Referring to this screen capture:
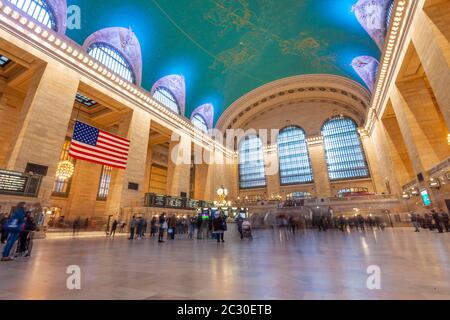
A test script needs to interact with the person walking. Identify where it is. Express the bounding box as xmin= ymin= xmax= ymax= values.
xmin=1 ymin=214 xmax=9 ymax=244
xmin=129 ymin=216 xmax=137 ymax=240
xmin=410 ymin=212 xmax=420 ymax=232
xmin=431 ymin=210 xmax=444 ymax=233
xmin=288 ymin=216 xmax=296 ymax=235
xmin=1 ymin=202 xmax=26 ymax=261
xmin=212 ymin=213 xmax=225 ymax=243
xmin=188 ymin=215 xmax=196 ymax=239
xmin=196 ymin=214 xmax=203 ymax=239
xmin=110 ymin=219 xmax=118 ymax=237
xmin=18 ymin=211 xmax=37 ymax=257
xmin=236 ymin=214 xmax=244 ymax=240
xmin=439 ymin=209 xmax=449 ymax=232
xmin=158 ymin=213 xmax=167 ymax=243
xmin=136 ymin=217 xmax=143 ymax=240
xmin=150 ymin=216 xmax=157 ymax=237
xmin=168 ymin=214 xmax=177 ymax=240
